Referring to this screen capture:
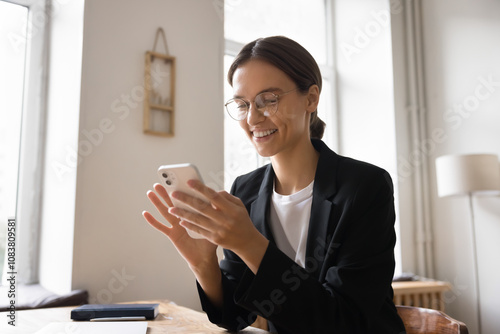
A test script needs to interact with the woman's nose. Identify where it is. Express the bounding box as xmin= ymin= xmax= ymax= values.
xmin=246 ymin=103 xmax=265 ymax=125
